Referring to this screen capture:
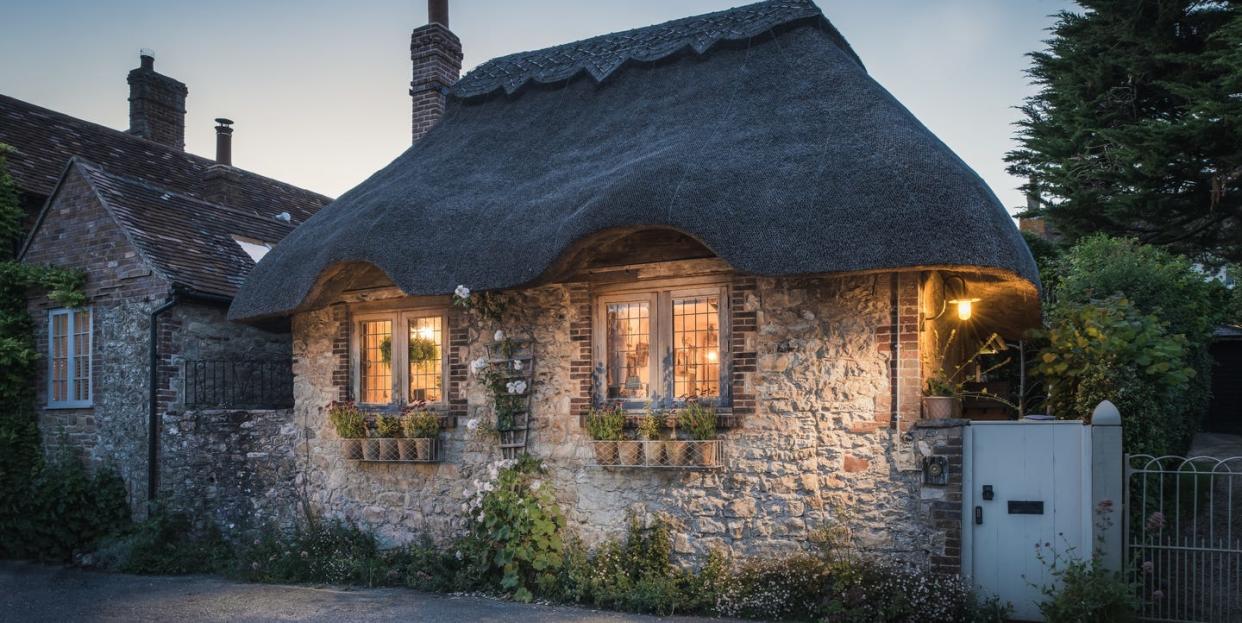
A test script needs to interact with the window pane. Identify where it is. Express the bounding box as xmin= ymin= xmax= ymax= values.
xmin=73 ymin=310 xmax=90 ymax=401
xmin=360 ymin=320 xmax=392 ymax=404
xmin=408 ymin=316 xmax=443 ymax=403
xmin=673 ymin=295 xmax=720 ymax=399
xmin=606 ymin=302 xmax=650 ymax=400
xmin=51 ymin=313 xmax=68 ymax=402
